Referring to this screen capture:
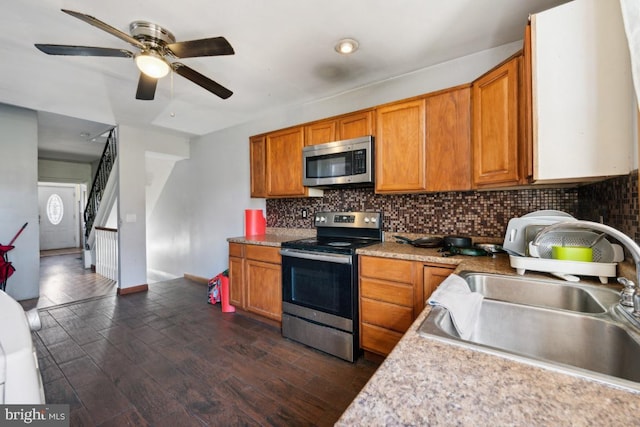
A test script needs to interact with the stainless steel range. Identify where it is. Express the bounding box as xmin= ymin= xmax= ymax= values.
xmin=280 ymin=211 xmax=383 ymax=362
